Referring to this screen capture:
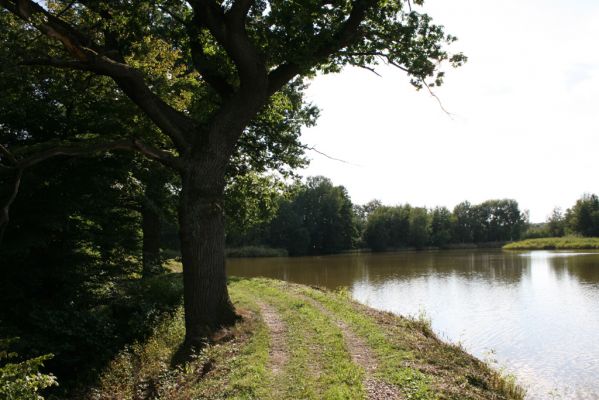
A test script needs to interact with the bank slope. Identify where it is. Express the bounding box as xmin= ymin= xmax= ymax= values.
xmin=504 ymin=237 xmax=599 ymax=250
xmin=91 ymin=278 xmax=524 ymax=400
